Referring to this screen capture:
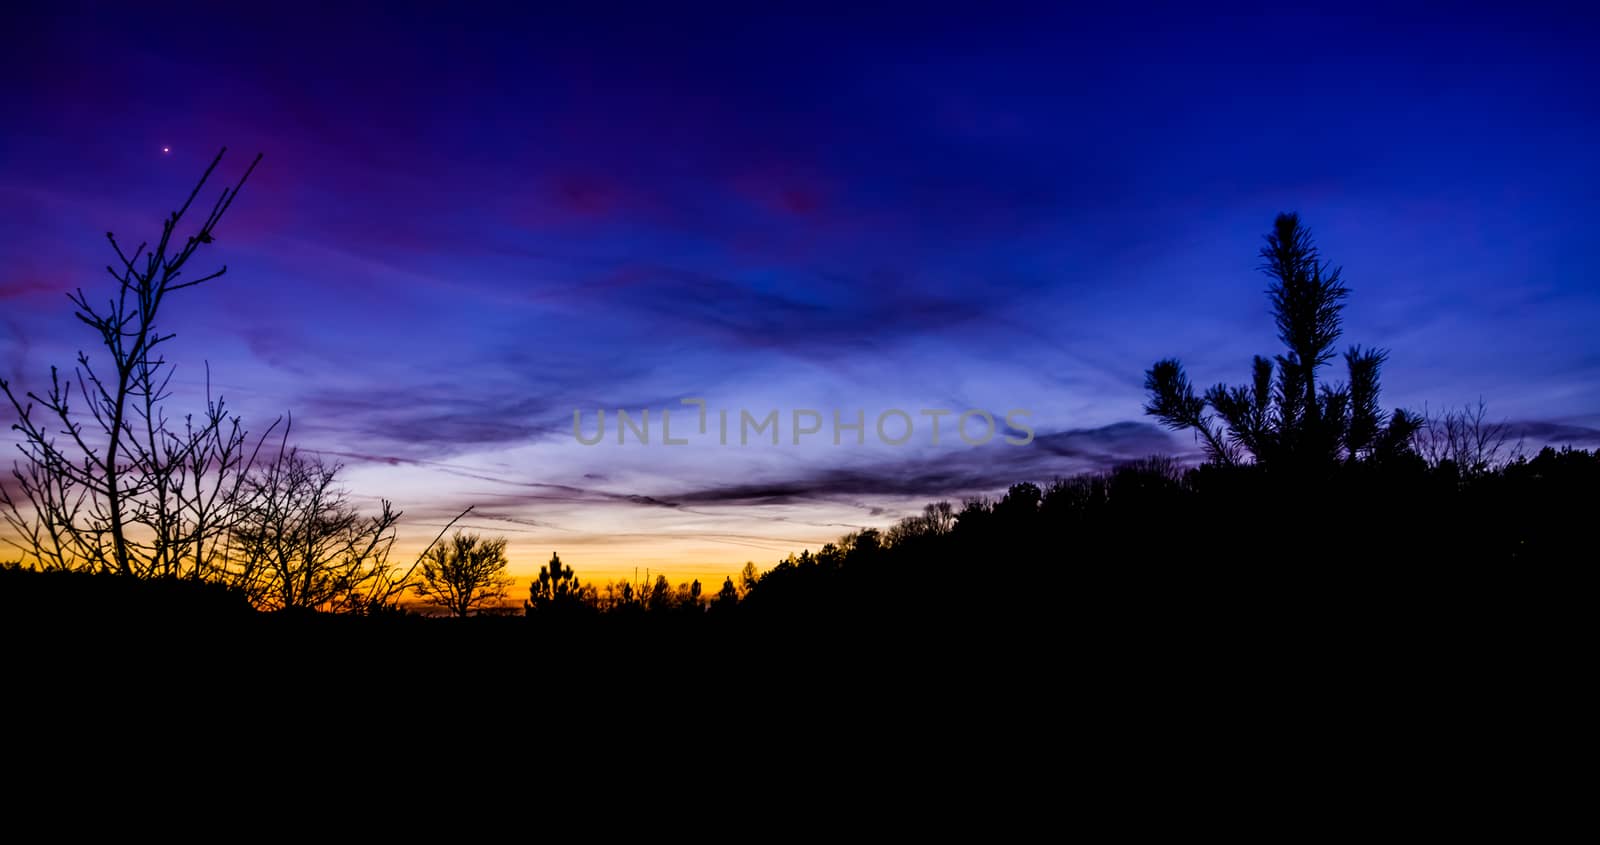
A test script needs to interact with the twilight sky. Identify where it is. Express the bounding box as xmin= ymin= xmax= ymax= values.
xmin=4 ymin=4 xmax=1599 ymax=584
